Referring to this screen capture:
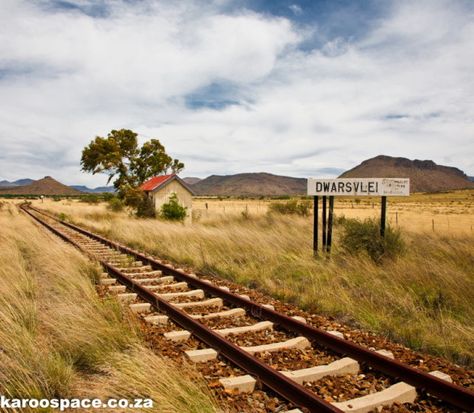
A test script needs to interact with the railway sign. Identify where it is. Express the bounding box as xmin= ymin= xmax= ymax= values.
xmin=308 ymin=178 xmax=410 ymax=256
xmin=307 ymin=178 xmax=410 ymax=197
